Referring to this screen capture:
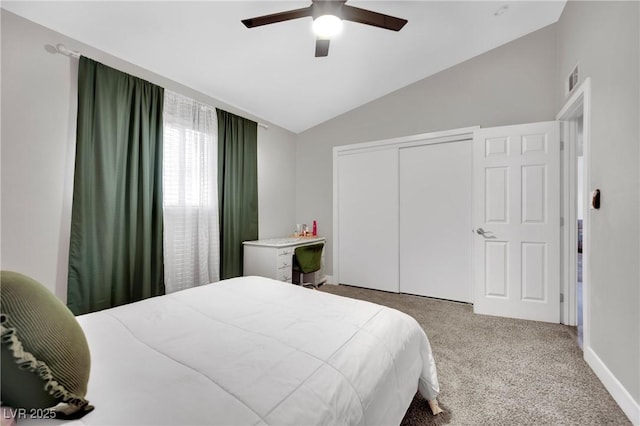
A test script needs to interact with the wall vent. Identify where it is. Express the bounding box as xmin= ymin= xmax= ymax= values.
xmin=566 ymin=63 xmax=579 ymax=97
